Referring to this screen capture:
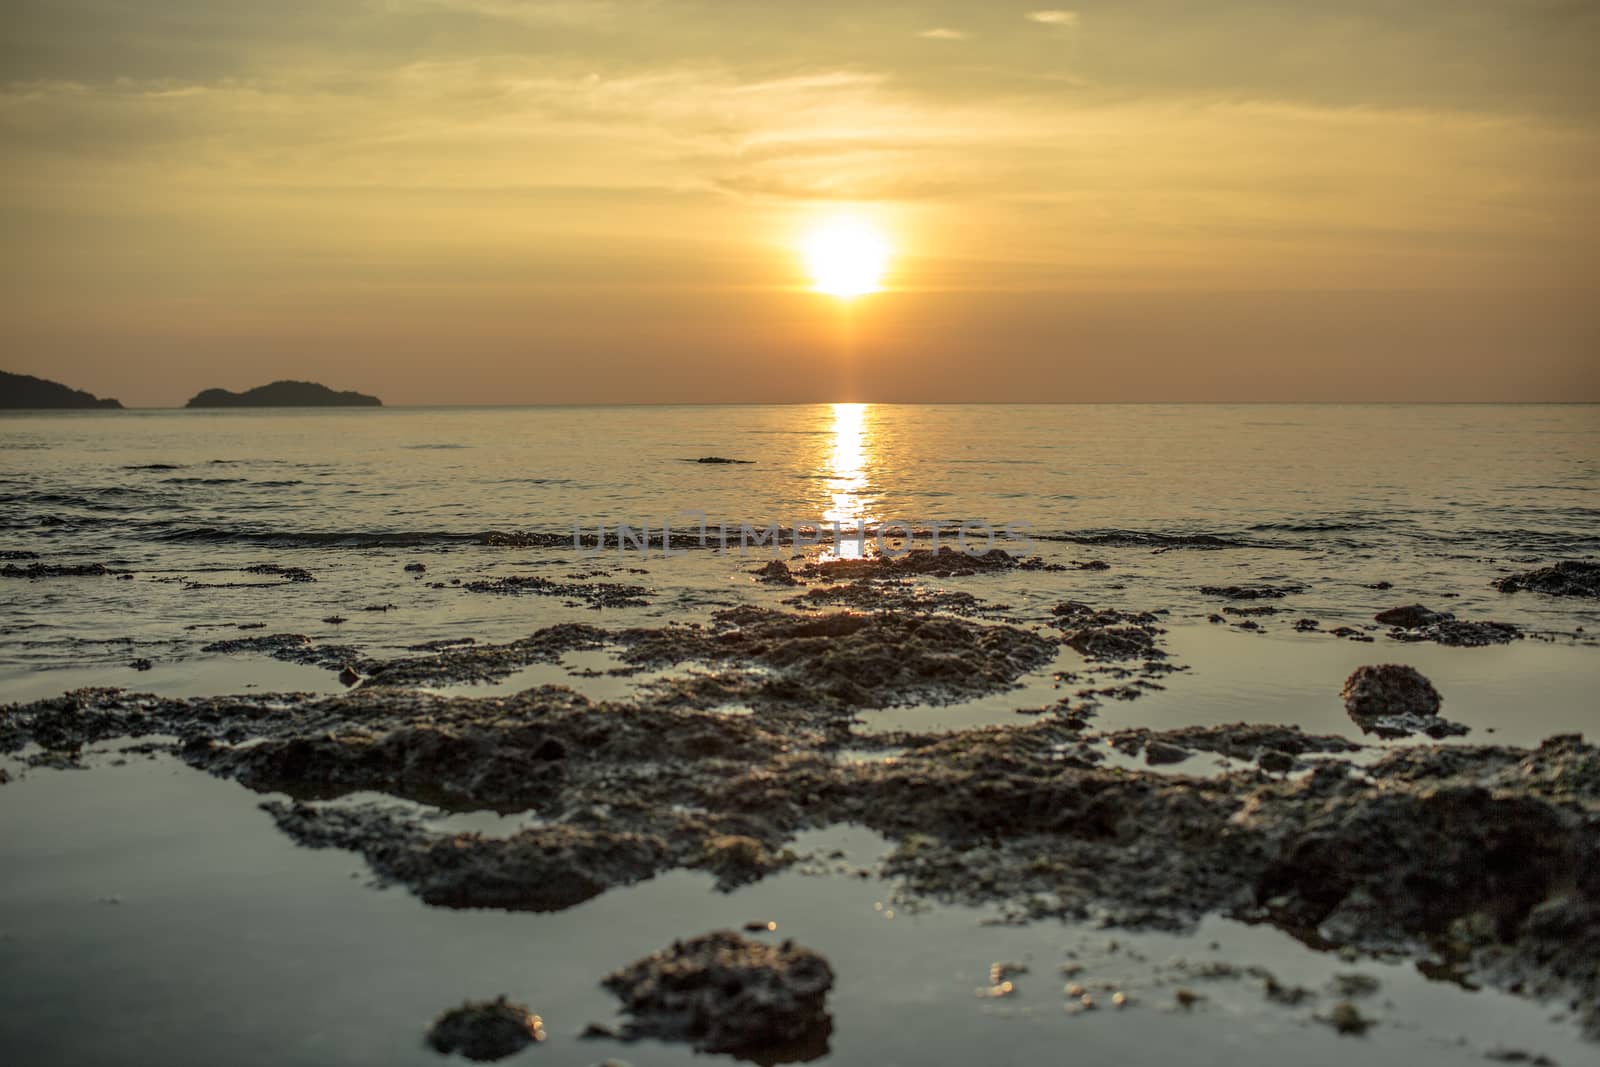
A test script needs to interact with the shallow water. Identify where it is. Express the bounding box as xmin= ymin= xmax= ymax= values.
xmin=3 ymin=404 xmax=1599 ymax=1063
xmin=1 ymin=749 xmax=1590 ymax=1067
